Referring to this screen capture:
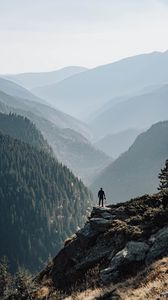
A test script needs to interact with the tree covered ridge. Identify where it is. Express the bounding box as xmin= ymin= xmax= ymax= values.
xmin=0 ymin=132 xmax=93 ymax=273
xmin=0 ymin=112 xmax=51 ymax=153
